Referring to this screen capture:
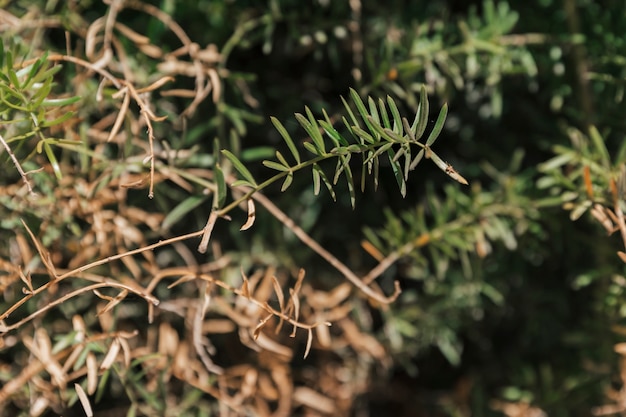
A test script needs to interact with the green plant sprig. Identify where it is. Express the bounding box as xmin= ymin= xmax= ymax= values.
xmin=0 ymin=45 xmax=80 ymax=186
xmin=215 ymin=85 xmax=464 ymax=219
